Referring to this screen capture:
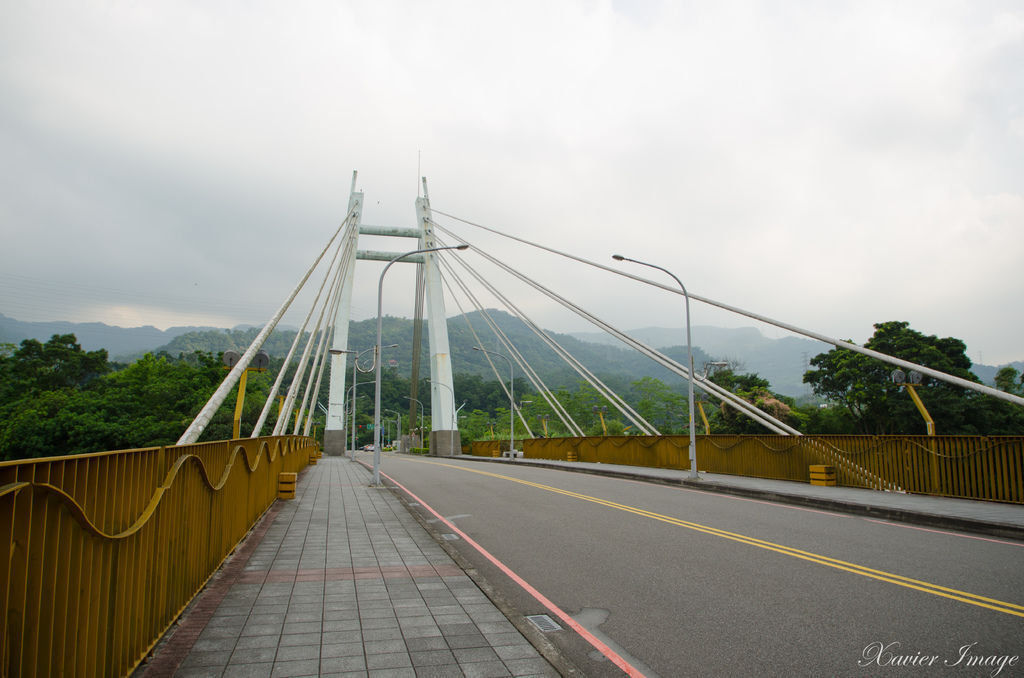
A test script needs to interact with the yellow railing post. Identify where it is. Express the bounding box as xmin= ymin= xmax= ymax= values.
xmin=905 ymin=384 xmax=940 ymax=493
xmin=697 ymin=401 xmax=711 ymax=434
xmin=0 ymin=435 xmax=315 ymax=678
xmin=232 ymin=369 xmax=249 ymax=439
xmin=905 ymin=384 xmax=936 ymax=436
